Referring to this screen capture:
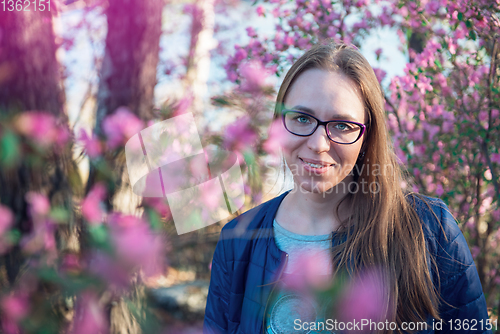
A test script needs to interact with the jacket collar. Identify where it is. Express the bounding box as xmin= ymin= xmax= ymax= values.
xmin=261 ymin=190 xmax=291 ymax=261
